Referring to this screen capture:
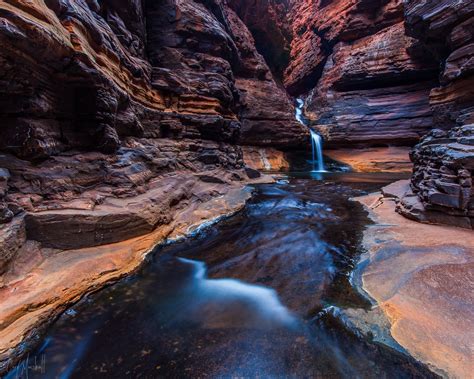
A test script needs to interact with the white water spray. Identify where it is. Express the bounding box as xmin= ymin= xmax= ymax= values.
xmin=295 ymin=99 xmax=326 ymax=172
xmin=309 ymin=130 xmax=325 ymax=172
